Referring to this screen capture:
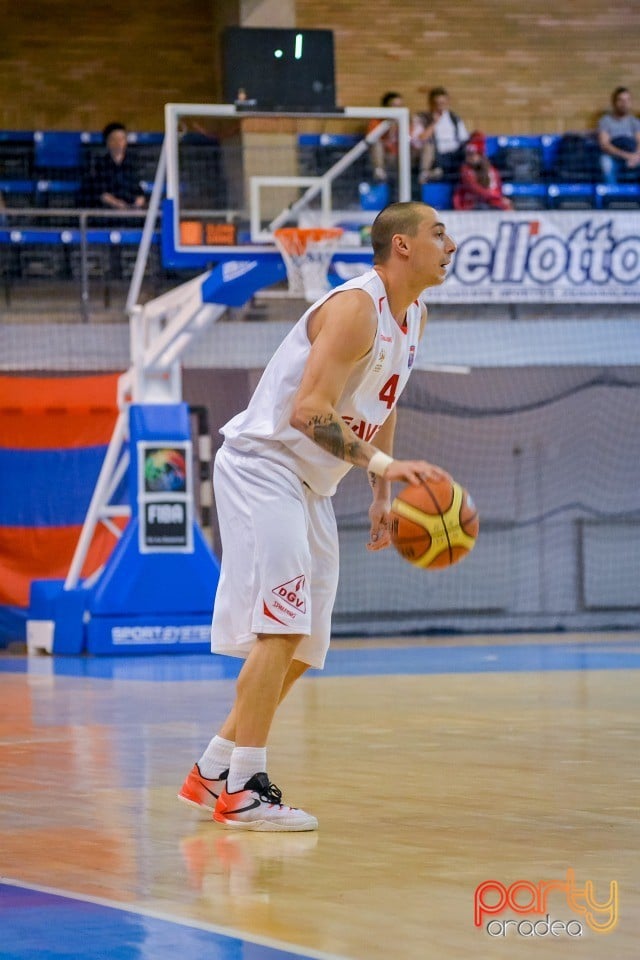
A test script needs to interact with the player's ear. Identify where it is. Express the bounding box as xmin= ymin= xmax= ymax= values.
xmin=391 ymin=232 xmax=410 ymax=256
